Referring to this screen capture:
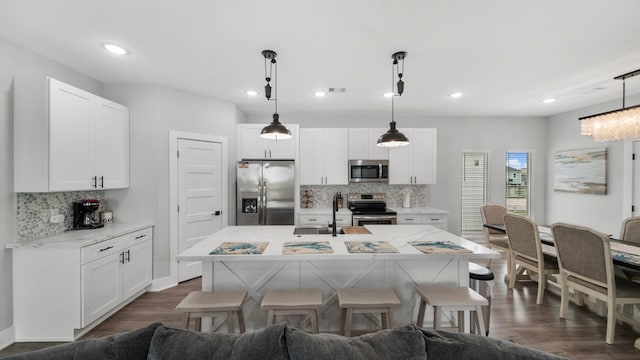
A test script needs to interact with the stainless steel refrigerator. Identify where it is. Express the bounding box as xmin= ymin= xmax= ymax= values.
xmin=236 ymin=160 xmax=295 ymax=225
